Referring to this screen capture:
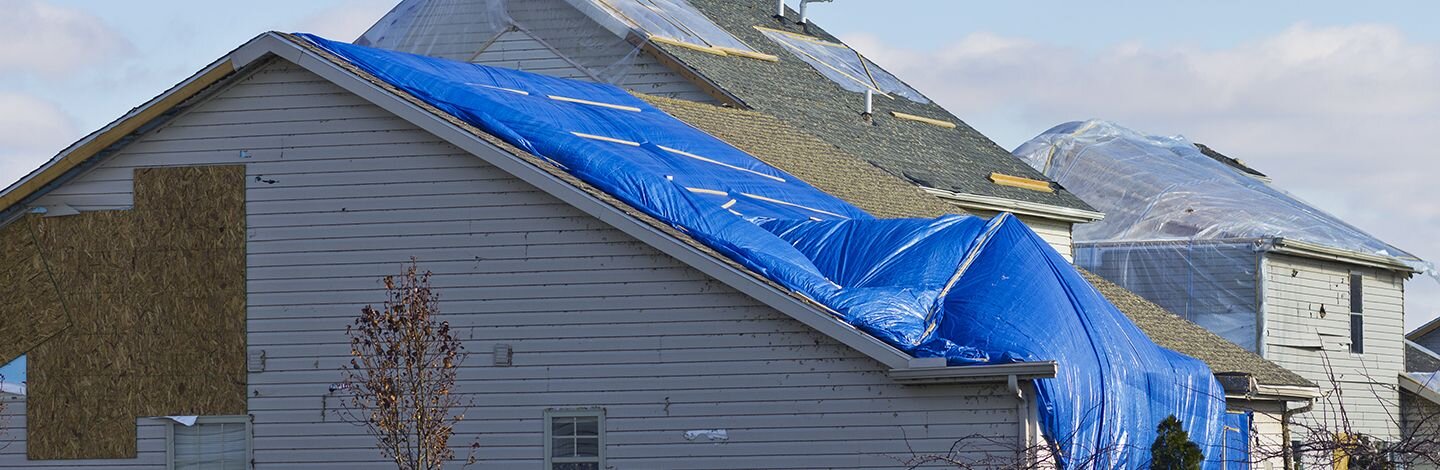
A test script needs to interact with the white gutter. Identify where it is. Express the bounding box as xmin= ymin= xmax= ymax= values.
xmin=889 ymin=359 xmax=1057 ymax=384
xmin=923 ymin=187 xmax=1105 ymax=224
xmin=1399 ymin=373 xmax=1440 ymax=406
xmin=1252 ymin=383 xmax=1322 ymax=400
xmin=1270 ymin=238 xmax=1418 ymax=273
